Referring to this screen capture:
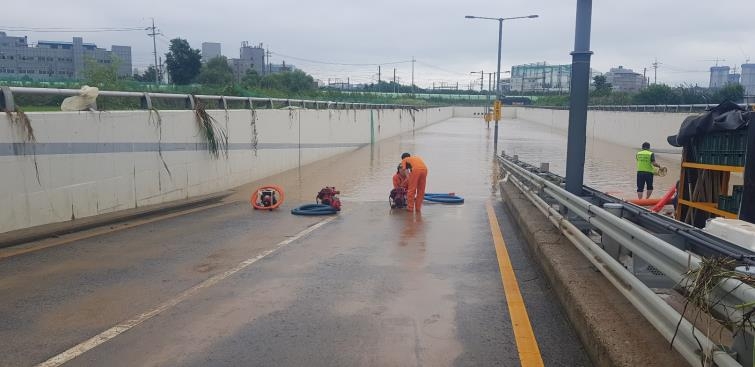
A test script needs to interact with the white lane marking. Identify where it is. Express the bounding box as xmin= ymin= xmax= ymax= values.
xmin=36 ymin=216 xmax=338 ymax=367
